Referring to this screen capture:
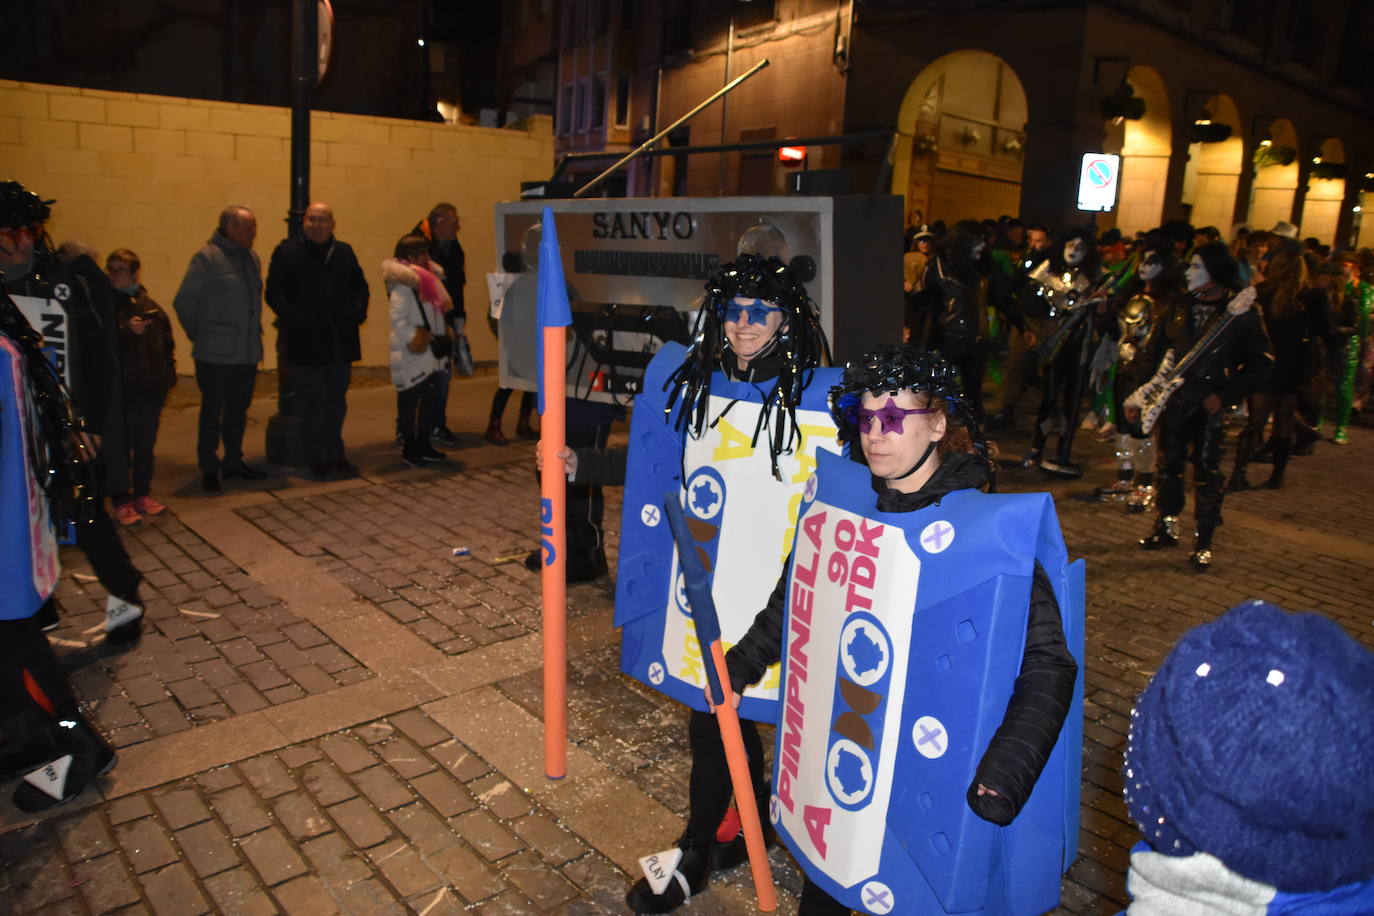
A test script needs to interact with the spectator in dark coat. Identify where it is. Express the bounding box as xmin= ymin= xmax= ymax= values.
xmin=173 ymin=205 xmax=267 ymax=492
xmin=106 ymin=249 xmax=176 ymax=525
xmin=265 ymin=203 xmax=370 ymax=480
